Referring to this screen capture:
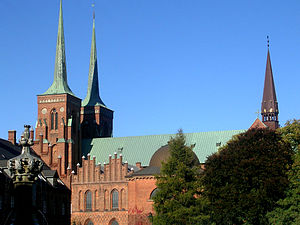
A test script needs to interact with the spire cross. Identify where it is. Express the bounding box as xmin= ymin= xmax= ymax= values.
xmin=267 ymin=35 xmax=270 ymax=48
xmin=255 ymin=109 xmax=260 ymax=118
